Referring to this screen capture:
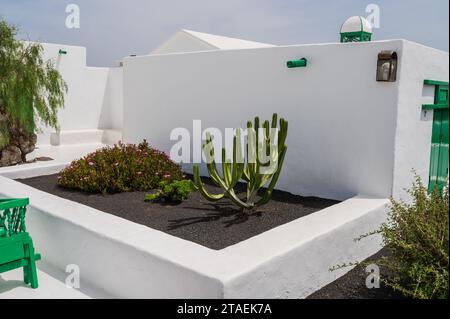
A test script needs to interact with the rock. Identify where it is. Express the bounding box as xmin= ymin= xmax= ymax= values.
xmin=18 ymin=133 xmax=37 ymax=161
xmin=0 ymin=107 xmax=38 ymax=165
xmin=0 ymin=145 xmax=22 ymax=167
